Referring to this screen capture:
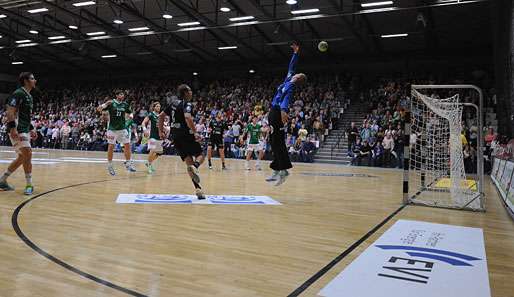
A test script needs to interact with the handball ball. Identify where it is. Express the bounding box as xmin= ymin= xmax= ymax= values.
xmin=318 ymin=41 xmax=328 ymax=52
